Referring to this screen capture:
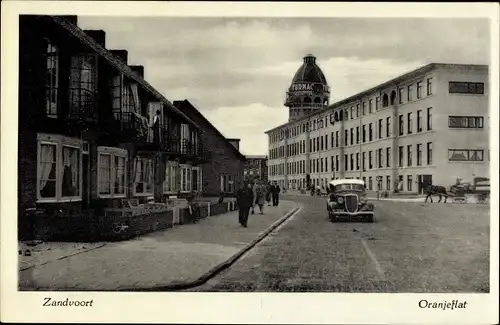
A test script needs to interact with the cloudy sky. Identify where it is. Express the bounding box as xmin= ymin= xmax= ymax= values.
xmin=77 ymin=17 xmax=490 ymax=155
